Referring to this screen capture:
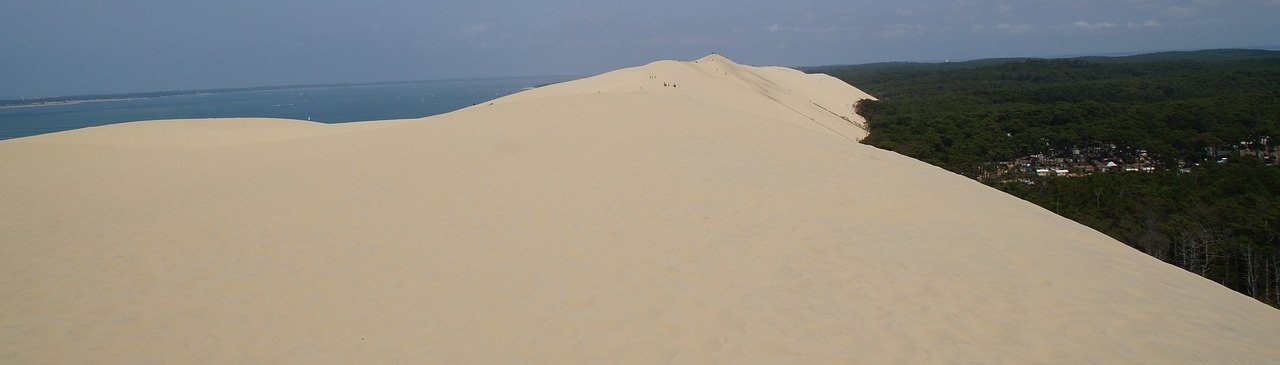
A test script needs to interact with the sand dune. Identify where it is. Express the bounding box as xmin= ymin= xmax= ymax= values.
xmin=2 ymin=54 xmax=1277 ymax=363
